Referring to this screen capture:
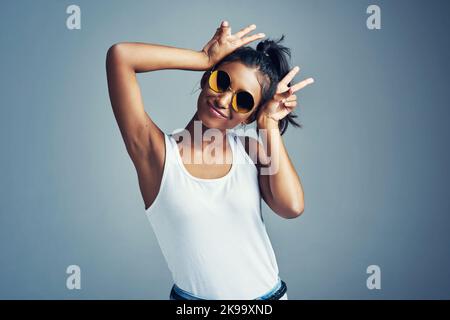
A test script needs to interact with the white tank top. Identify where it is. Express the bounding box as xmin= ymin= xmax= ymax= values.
xmin=145 ymin=129 xmax=280 ymax=299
